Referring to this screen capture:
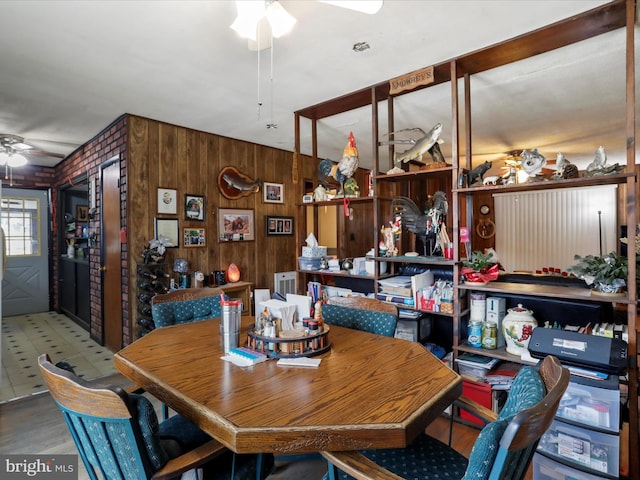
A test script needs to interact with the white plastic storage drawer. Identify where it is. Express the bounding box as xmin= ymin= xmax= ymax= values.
xmin=557 ymin=380 xmax=620 ymax=433
xmin=533 ymin=453 xmax=608 ymax=480
xmin=537 ymin=419 xmax=619 ymax=477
